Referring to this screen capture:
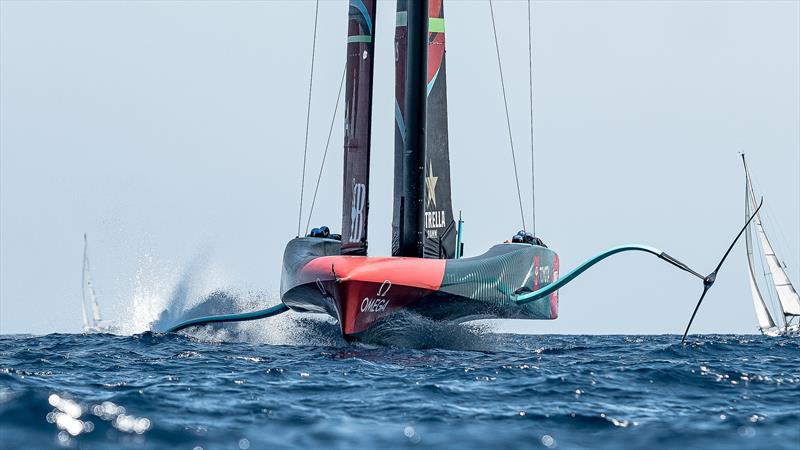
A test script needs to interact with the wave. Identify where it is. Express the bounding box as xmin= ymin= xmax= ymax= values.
xmin=147 ymin=292 xmax=499 ymax=351
xmin=356 ymin=309 xmax=499 ymax=351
